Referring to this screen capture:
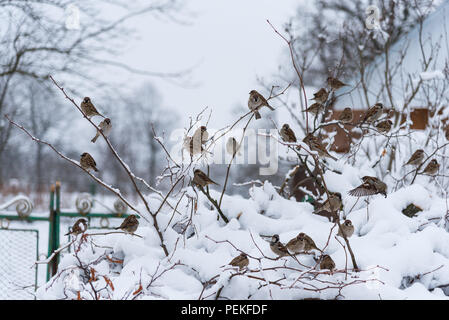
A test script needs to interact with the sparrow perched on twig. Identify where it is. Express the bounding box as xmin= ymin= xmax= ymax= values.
xmin=91 ymin=118 xmax=112 ymax=143
xmin=248 ymin=90 xmax=275 ymax=120
xmin=303 ymin=103 xmax=325 ymax=116
xmin=298 ymin=232 xmax=321 ymax=252
xmin=192 ymin=169 xmax=219 ymax=187
xmin=319 ymin=254 xmax=336 ymax=271
xmin=311 ymin=88 xmax=329 ymax=104
xmin=314 ymin=192 xmax=342 ymax=214
xmin=422 ymin=159 xmax=439 ymax=175
xmin=226 ymin=137 xmax=241 ymax=156
xmin=65 ymin=218 xmax=88 ymax=236
xmin=404 ymin=149 xmax=425 ymax=166
xmin=337 ymin=219 xmax=354 ymax=238
xmin=80 ymin=152 xmax=98 ymax=172
xmin=286 ymin=233 xmax=305 ymax=254
xmin=360 ymin=103 xmax=384 ymax=124
xmin=338 ymin=107 xmax=353 ymax=123
xmin=280 ymin=124 xmax=297 ymax=143
xmin=348 ymin=176 xmax=387 ymax=198
xmin=375 ymin=119 xmax=392 ymax=134
xmin=270 ymin=234 xmax=289 ymax=257
xmin=327 ymin=77 xmax=348 ymax=90
xmin=192 ymin=126 xmax=209 ymax=145
xmin=80 ymin=97 xmax=105 ymax=118
xmin=228 ymin=253 xmax=249 ymax=270
xmin=115 ymin=214 xmax=139 ymax=234
xmin=303 ymin=133 xmax=337 ymax=161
